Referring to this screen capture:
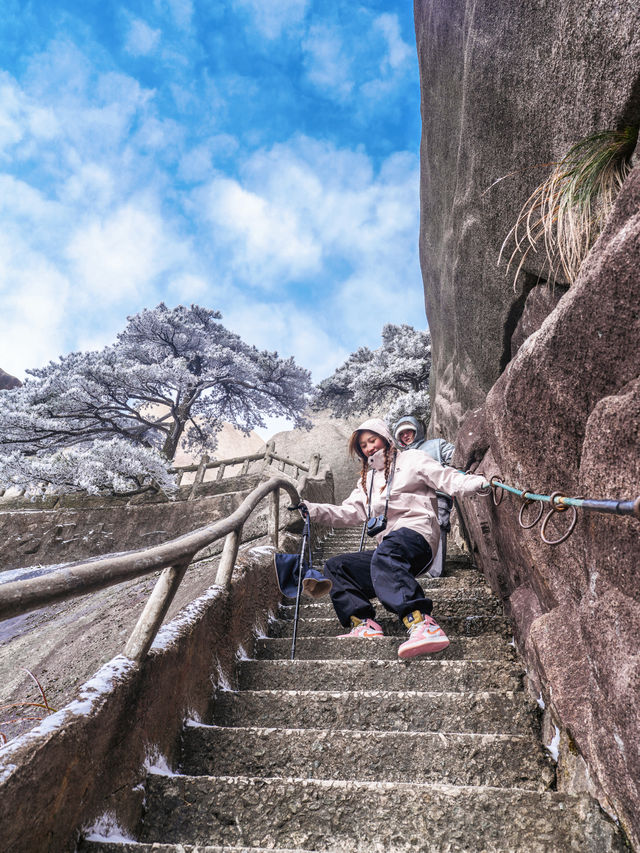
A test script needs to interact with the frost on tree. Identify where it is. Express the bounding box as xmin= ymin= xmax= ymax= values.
xmin=314 ymin=324 xmax=431 ymax=429
xmin=0 ymin=304 xmax=312 ymax=495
